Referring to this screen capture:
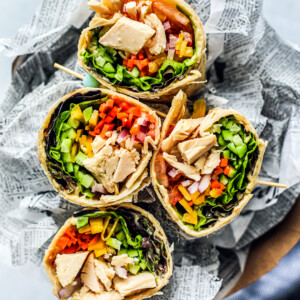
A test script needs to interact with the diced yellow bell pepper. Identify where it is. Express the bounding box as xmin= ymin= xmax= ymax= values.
xmin=178 ymin=185 xmax=192 ymax=201
xmin=149 ymin=61 xmax=159 ymax=73
xmin=71 ymin=143 xmax=78 ymax=163
xmin=89 ymin=110 xmax=99 ymax=130
xmin=71 ymin=104 xmax=85 ymax=123
xmin=210 ymin=188 xmax=223 ymax=198
xmin=75 ymin=129 xmax=83 ymax=142
xmin=204 ymin=184 xmax=211 ymax=196
xmin=86 ymin=135 xmax=94 ymax=158
xmin=89 ymin=218 xmax=104 ymax=234
xmin=192 ymin=99 xmax=206 ymax=119
xmin=193 ymin=193 xmax=205 ymax=205
xmin=184 ymin=47 xmax=193 ymax=57
xmin=179 ymin=40 xmax=188 ymax=58
xmin=191 ymin=191 xmax=200 ymax=201
xmin=88 ymin=239 xmax=106 ymax=251
xmin=182 ymin=211 xmax=198 ymax=225
xmin=78 ymin=224 xmax=91 ymax=234
xmin=179 ymin=198 xmax=193 ymax=214
xmin=175 ymin=33 xmax=184 ymax=51
xmin=94 ymin=247 xmax=107 ymax=257
xmin=85 ymin=125 xmax=90 ymax=131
